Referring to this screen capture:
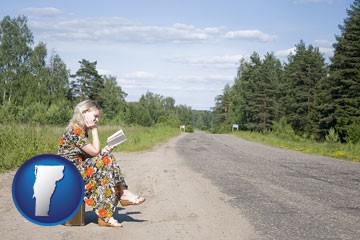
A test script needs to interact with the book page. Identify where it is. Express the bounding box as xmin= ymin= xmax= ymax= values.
xmin=107 ymin=129 xmax=127 ymax=148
